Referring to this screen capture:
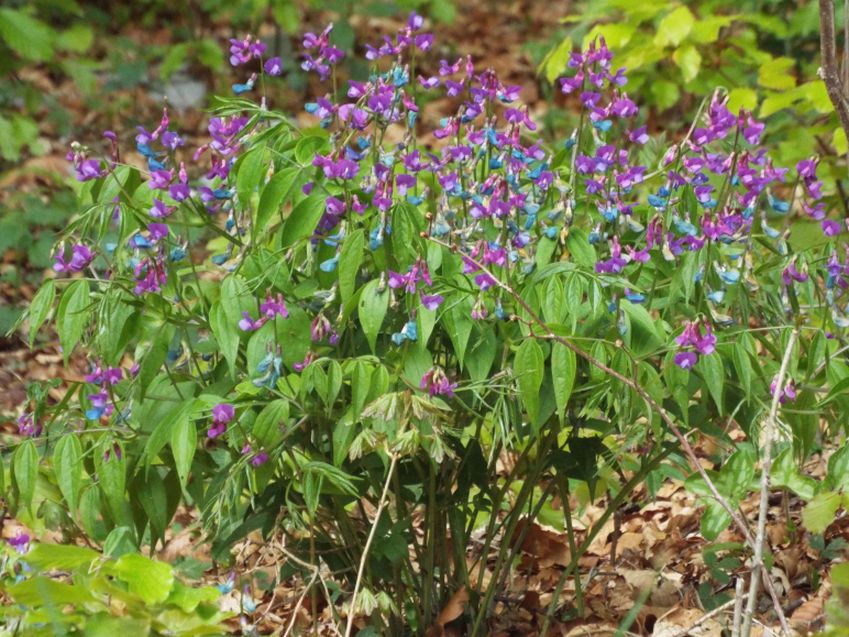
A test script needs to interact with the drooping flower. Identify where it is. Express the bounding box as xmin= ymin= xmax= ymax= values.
xmin=421 ymin=366 xmax=458 ymax=398
xmin=53 ymin=243 xmax=95 ymax=273
xmin=208 ymin=403 xmax=235 ymax=439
